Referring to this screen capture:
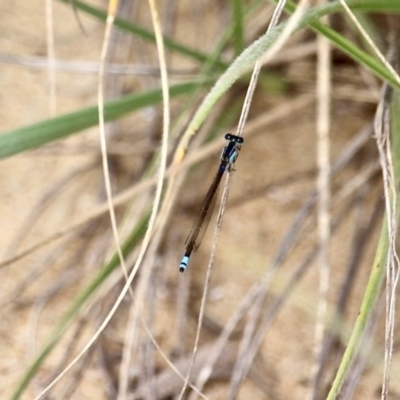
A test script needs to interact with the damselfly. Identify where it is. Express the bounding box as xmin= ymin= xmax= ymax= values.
xmin=179 ymin=133 xmax=244 ymax=272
